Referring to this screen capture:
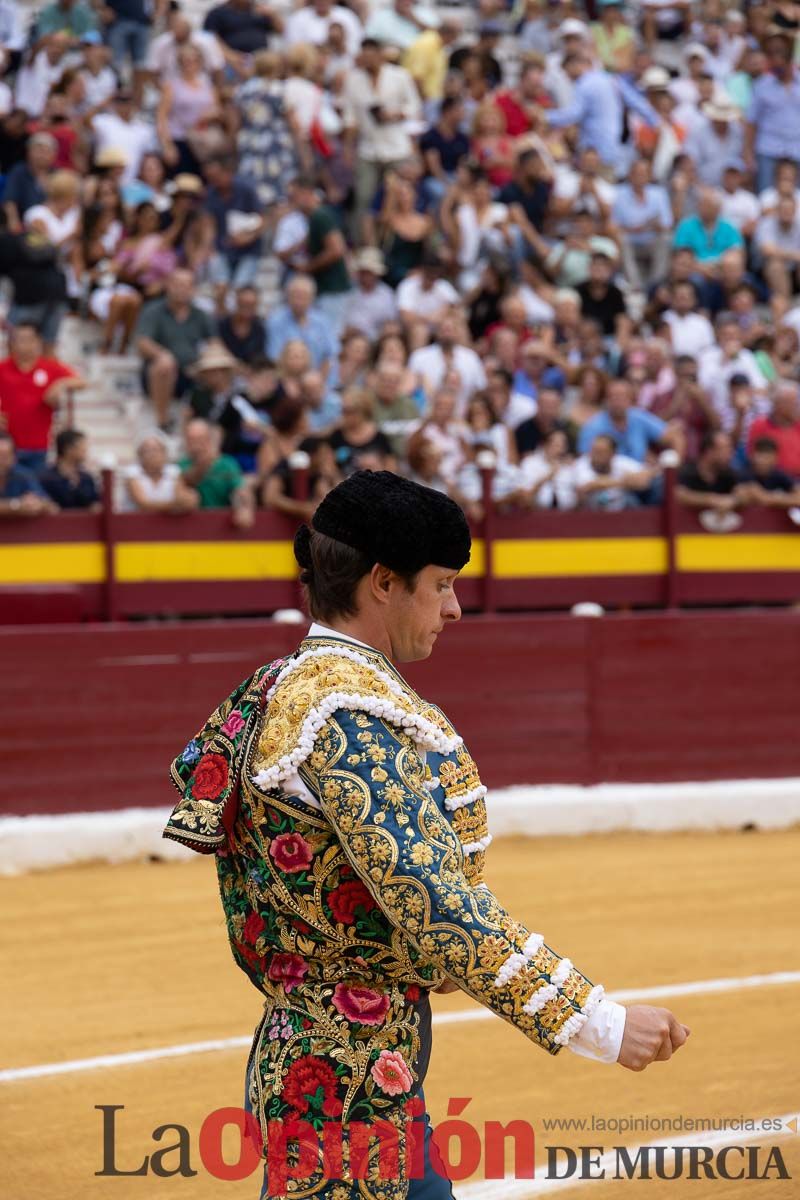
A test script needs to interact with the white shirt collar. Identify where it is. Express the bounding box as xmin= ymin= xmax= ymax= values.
xmin=307 ymin=622 xmax=375 ymax=652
